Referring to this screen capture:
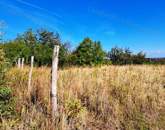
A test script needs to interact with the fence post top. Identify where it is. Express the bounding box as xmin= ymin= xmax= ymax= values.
xmin=54 ymin=45 xmax=60 ymax=48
